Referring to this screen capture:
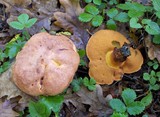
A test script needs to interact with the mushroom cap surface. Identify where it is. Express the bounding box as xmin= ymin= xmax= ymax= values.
xmin=12 ymin=32 xmax=80 ymax=96
xmin=86 ymin=30 xmax=143 ymax=84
